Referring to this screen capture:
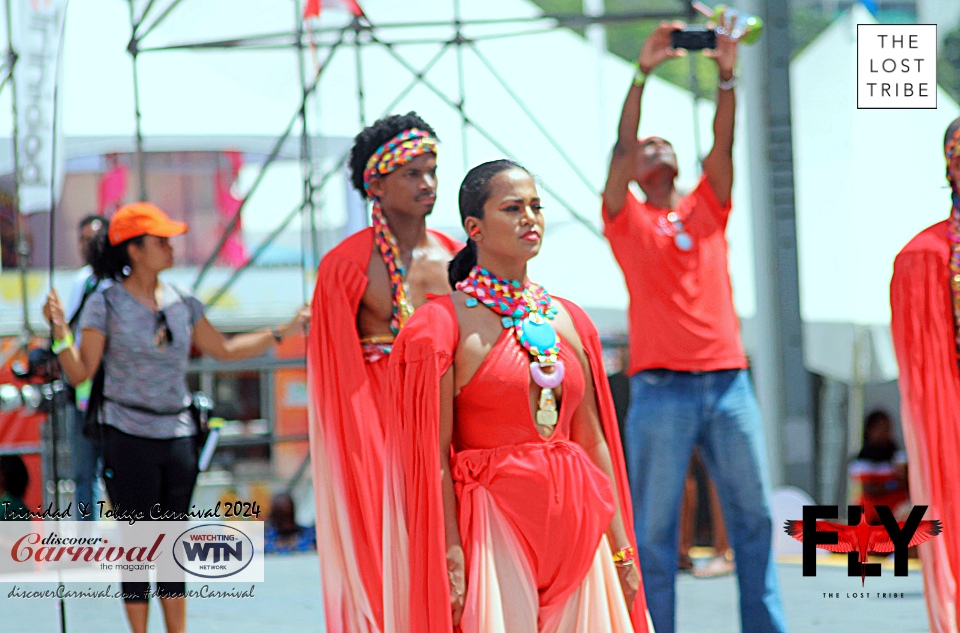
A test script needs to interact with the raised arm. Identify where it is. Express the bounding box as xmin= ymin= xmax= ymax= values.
xmin=701 ymin=22 xmax=741 ymax=207
xmin=603 ymin=21 xmax=685 ymax=219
